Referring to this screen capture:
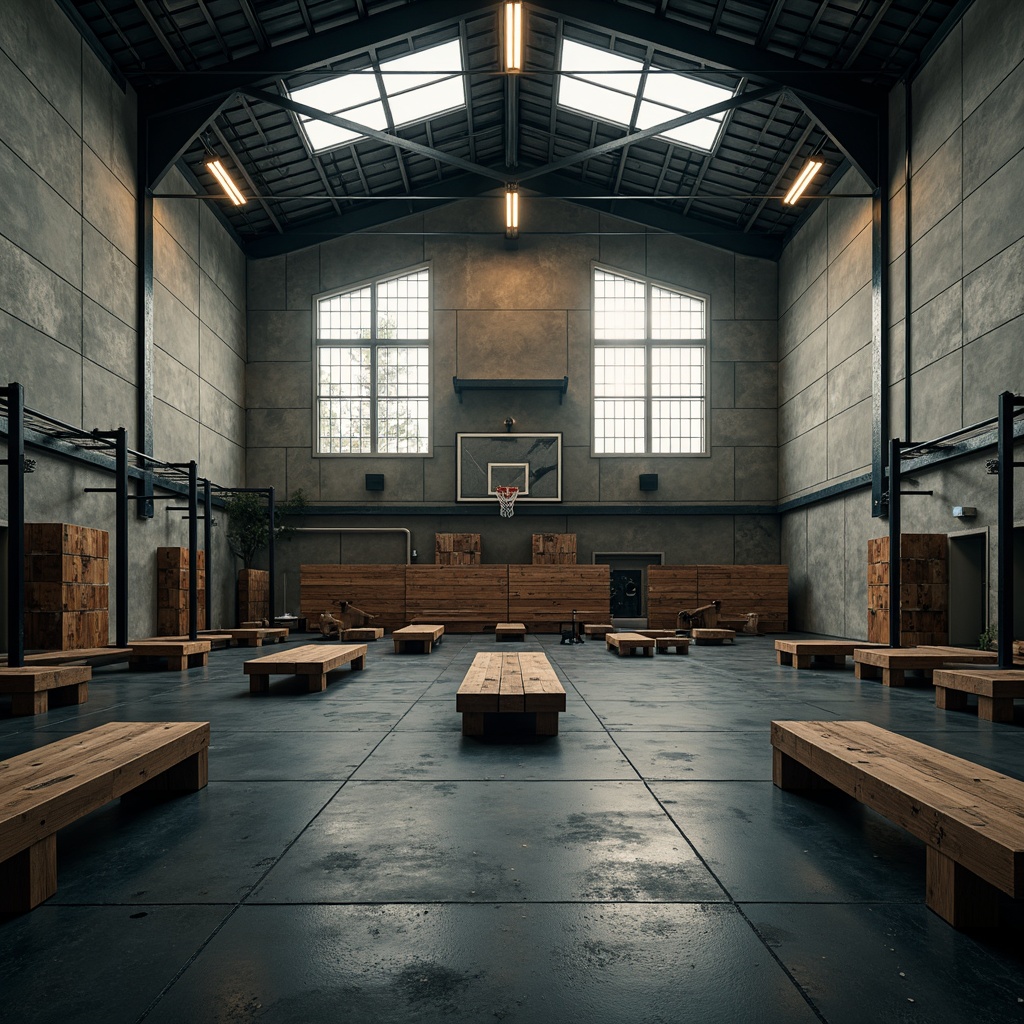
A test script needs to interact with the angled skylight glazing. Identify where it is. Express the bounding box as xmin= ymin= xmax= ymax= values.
xmin=558 ymin=39 xmax=734 ymax=153
xmin=291 ymin=39 xmax=465 ymax=154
